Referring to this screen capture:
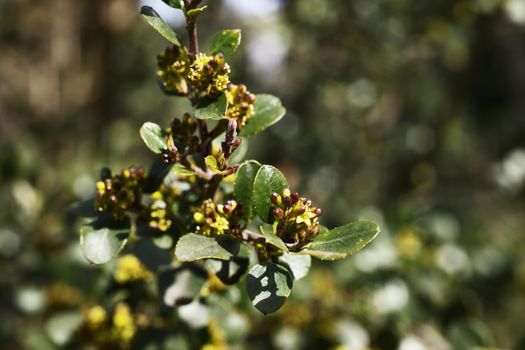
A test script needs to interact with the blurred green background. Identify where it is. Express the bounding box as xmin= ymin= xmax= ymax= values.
xmin=1 ymin=0 xmax=525 ymax=349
